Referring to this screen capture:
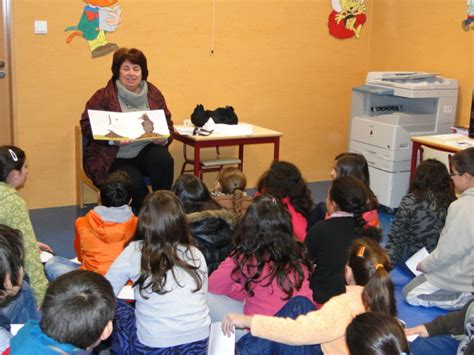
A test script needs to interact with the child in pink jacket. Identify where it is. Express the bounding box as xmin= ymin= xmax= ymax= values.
xmin=208 ymin=195 xmax=314 ymax=340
